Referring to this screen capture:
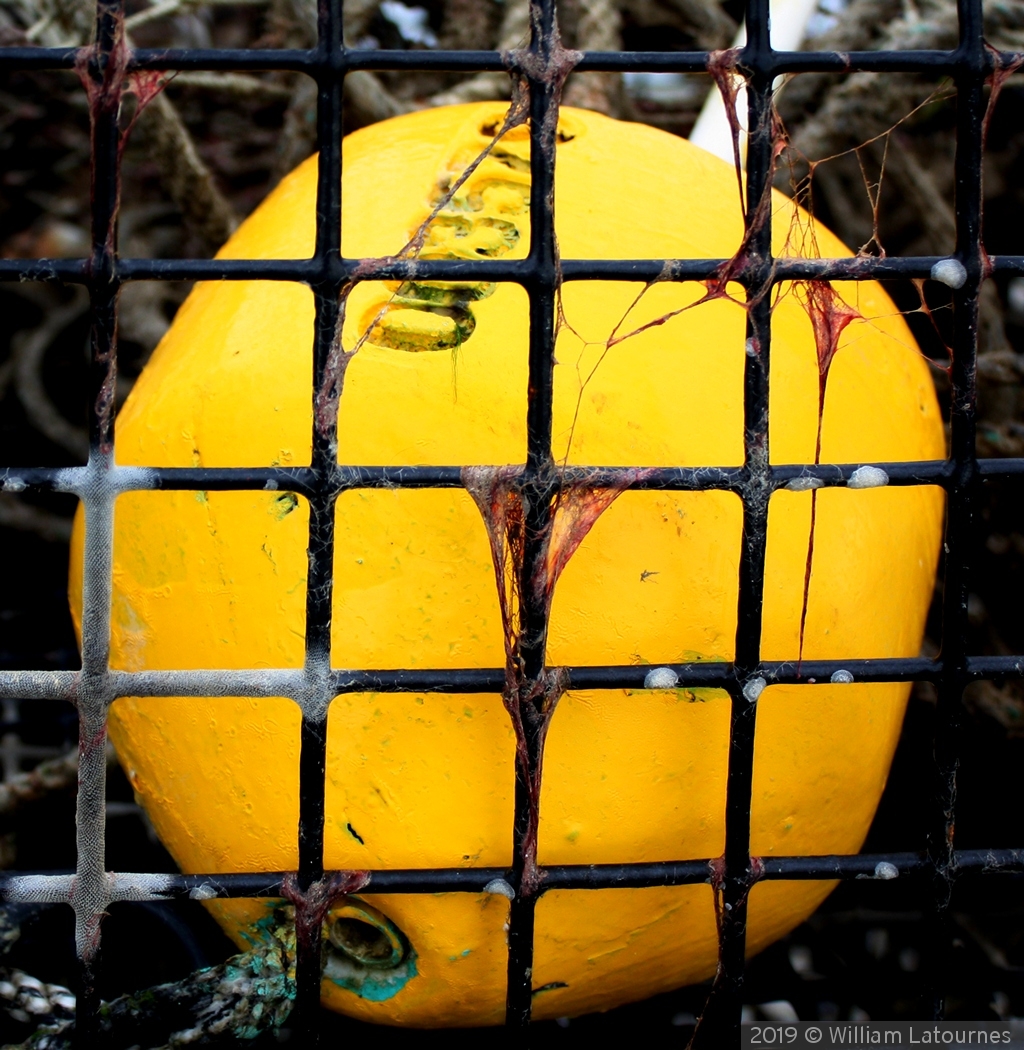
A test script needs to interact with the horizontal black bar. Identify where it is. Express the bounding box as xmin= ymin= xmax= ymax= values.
xmin=758 ymin=849 xmax=1024 ymax=880
xmin=0 ymin=44 xmax=1016 ymax=76
xmin=341 ymin=654 xmax=1024 ymax=693
xmin=329 ymin=657 xmax=936 ymax=694
xmin=331 ymin=667 xmax=506 ymax=693
xmin=559 ymin=257 xmax=1024 ymax=282
xmin=980 ymin=458 xmax=1024 ymax=478
xmin=4 ymin=849 xmax=1023 ymax=904
xmin=5 ymin=255 xmax=1024 ymax=286
xmin=0 ymin=457 xmax=970 ymax=495
xmin=968 ymin=656 xmax=1024 ymax=678
xmin=767 ymin=48 xmax=973 ymax=75
xmin=2 ymin=652 xmax=1019 ymax=705
xmin=566 ymin=657 xmax=941 ymax=689
xmin=575 ymin=48 xmax=991 ymax=76
xmin=332 ymin=655 xmax=1024 ymax=692
xmin=0 ymin=455 xmax=970 ymax=487
xmin=0 ymin=45 xmax=313 ymax=72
